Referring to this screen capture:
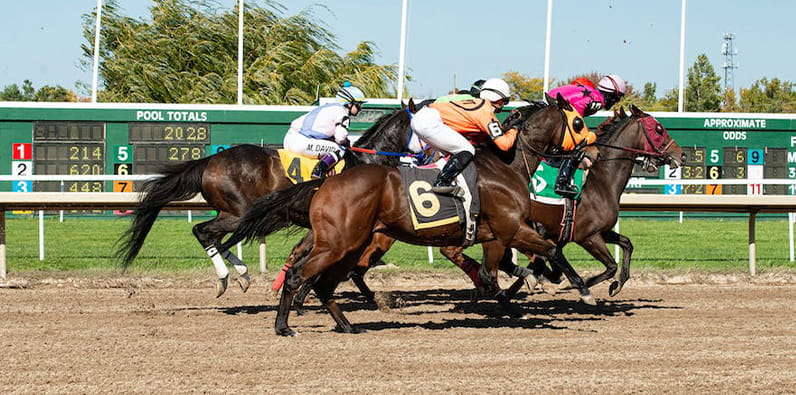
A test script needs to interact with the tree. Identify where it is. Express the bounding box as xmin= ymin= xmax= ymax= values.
xmin=642 ymin=82 xmax=657 ymax=105
xmin=81 ymin=0 xmax=397 ymax=104
xmin=0 ymin=80 xmax=35 ymax=101
xmin=739 ymin=78 xmax=796 ymax=113
xmin=648 ymin=88 xmax=678 ymax=112
xmin=720 ymin=88 xmax=740 ymax=112
xmin=35 ymin=85 xmax=78 ymax=102
xmin=502 ymin=71 xmax=544 ymax=101
xmin=685 ymin=54 xmax=721 ymax=112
